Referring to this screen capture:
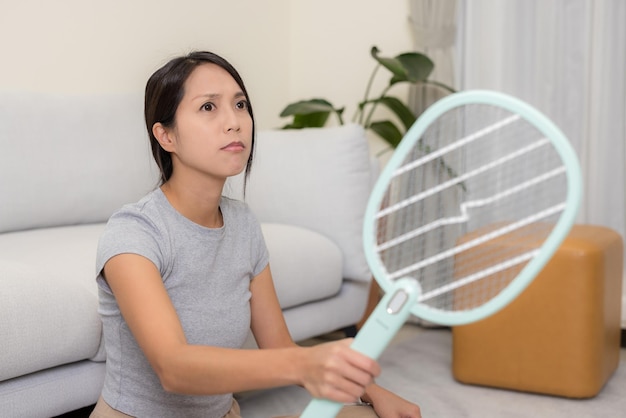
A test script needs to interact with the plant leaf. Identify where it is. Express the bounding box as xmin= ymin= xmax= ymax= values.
xmin=375 ymin=49 xmax=434 ymax=86
xmin=279 ymin=98 xmax=337 ymax=117
xmin=370 ymin=46 xmax=407 ymax=80
xmin=281 ymin=111 xmax=330 ymax=129
xmin=369 ymin=120 xmax=404 ymax=148
xmin=376 ymin=96 xmax=416 ymax=131
xmin=395 ymin=52 xmax=434 ymax=84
